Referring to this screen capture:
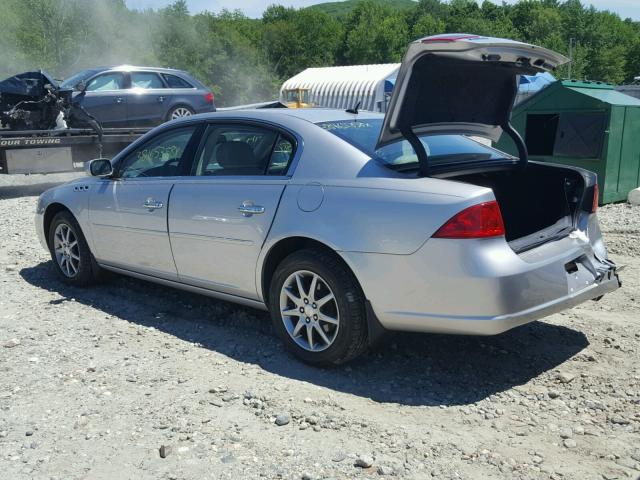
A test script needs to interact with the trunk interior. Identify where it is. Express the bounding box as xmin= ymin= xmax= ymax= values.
xmin=445 ymin=163 xmax=586 ymax=252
